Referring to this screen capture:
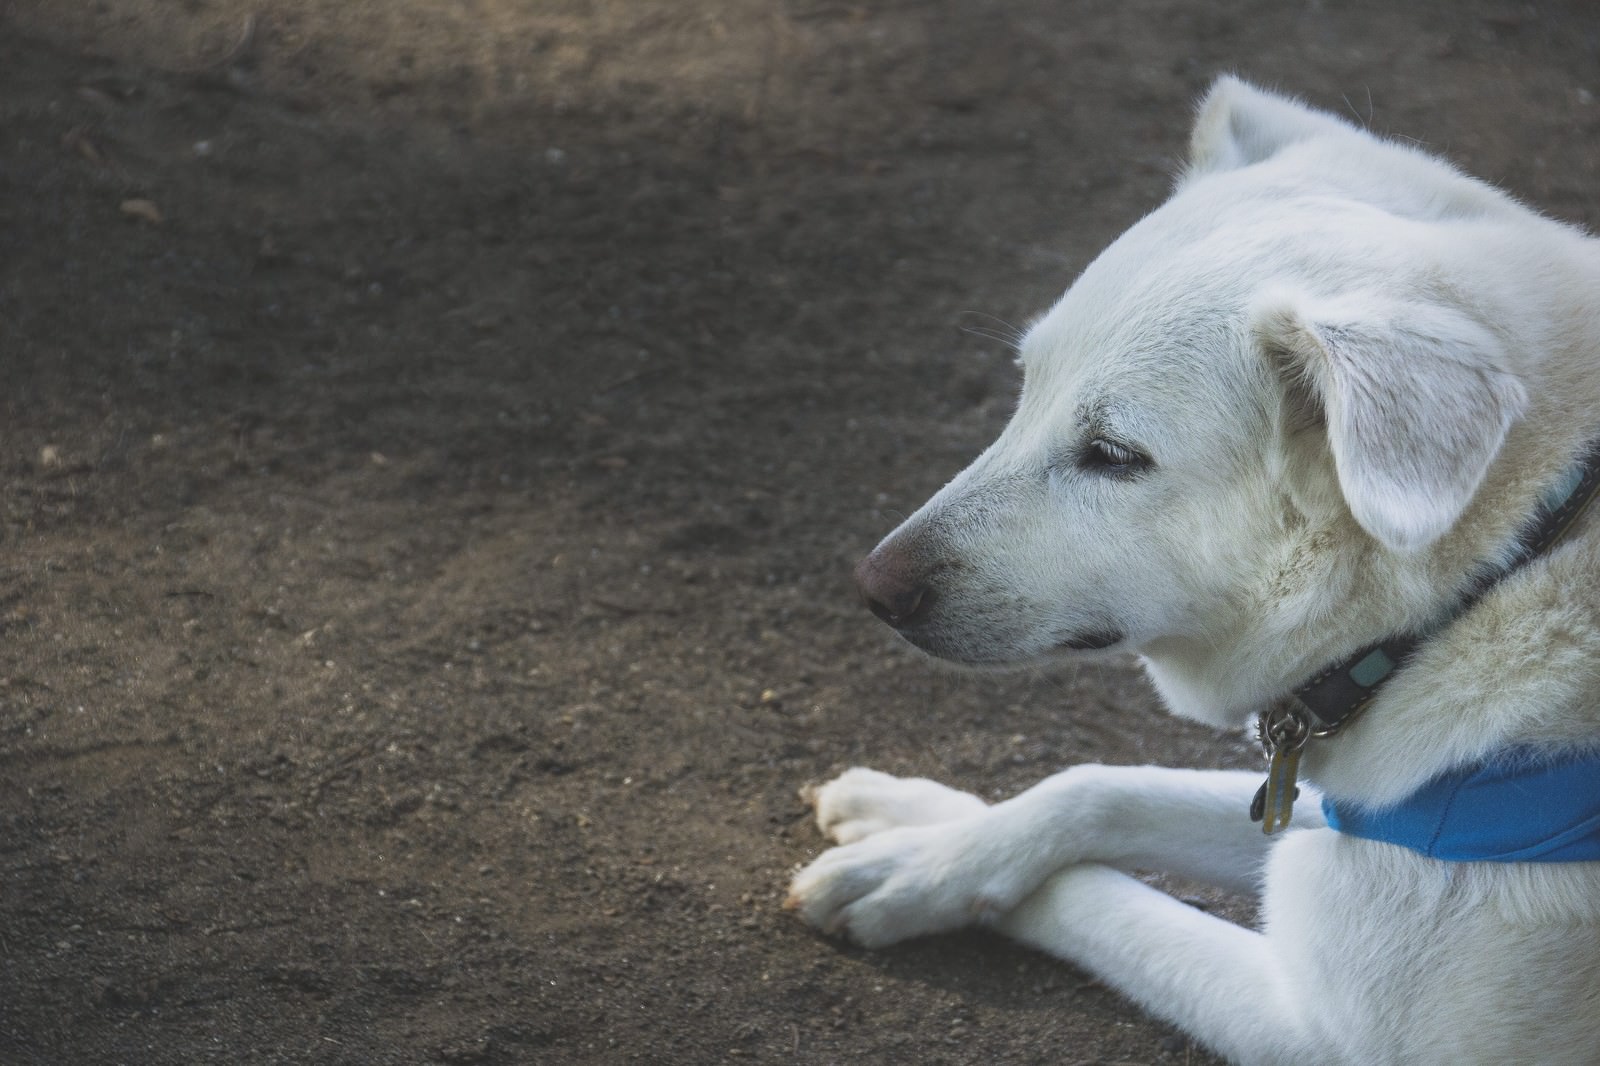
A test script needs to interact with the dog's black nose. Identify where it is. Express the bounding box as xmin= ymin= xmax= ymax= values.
xmin=854 ymin=551 xmax=932 ymax=629
xmin=863 ymin=584 xmax=928 ymax=627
